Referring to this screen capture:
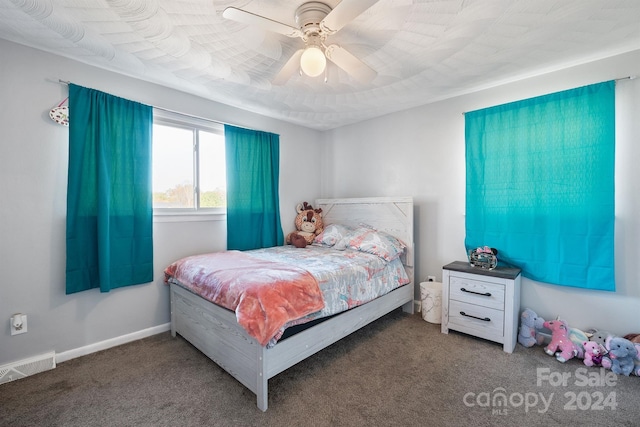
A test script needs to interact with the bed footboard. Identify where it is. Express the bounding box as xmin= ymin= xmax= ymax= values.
xmin=170 ymin=283 xmax=268 ymax=408
xmin=170 ymin=282 xmax=413 ymax=411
